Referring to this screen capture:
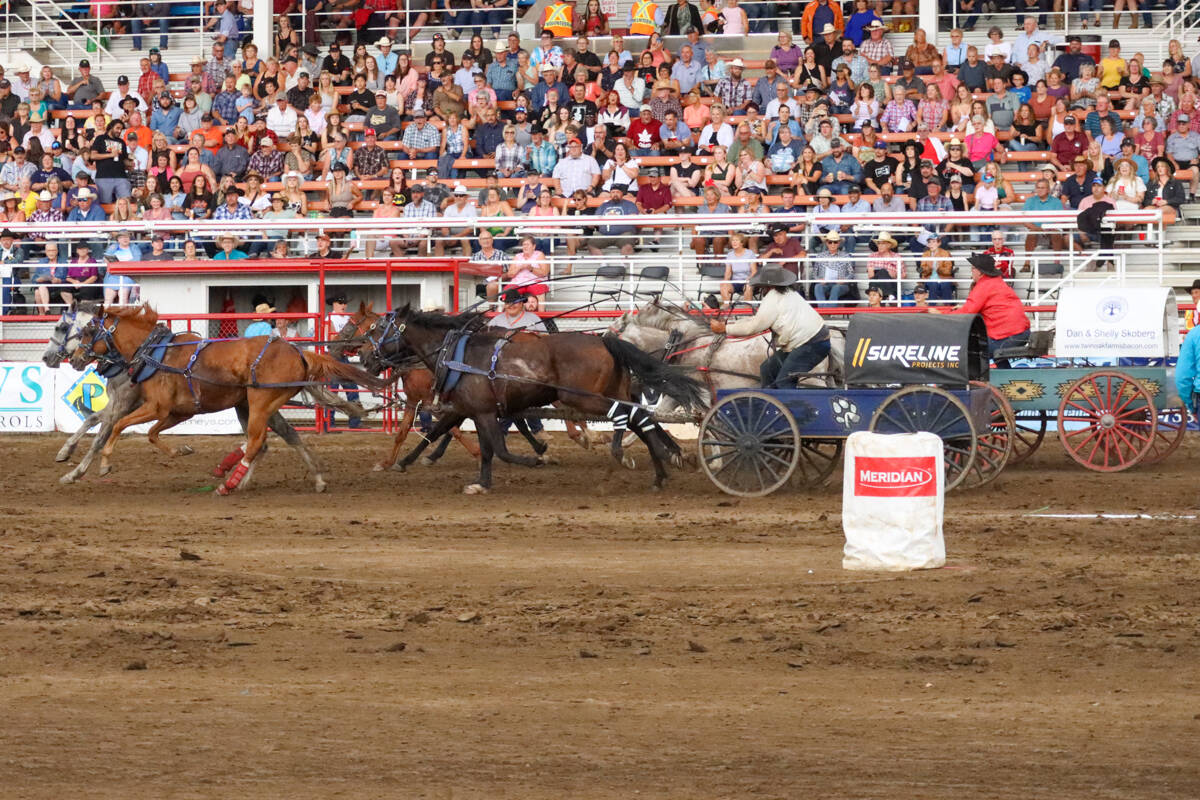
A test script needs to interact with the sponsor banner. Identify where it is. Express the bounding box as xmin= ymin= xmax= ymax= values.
xmin=854 ymin=456 xmax=938 ymax=497
xmin=52 ymin=366 xmax=242 ymax=435
xmin=1056 ymin=287 xmax=1177 ymax=359
xmin=845 ymin=313 xmax=988 ymax=386
xmin=0 ymin=362 xmax=55 ymax=432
